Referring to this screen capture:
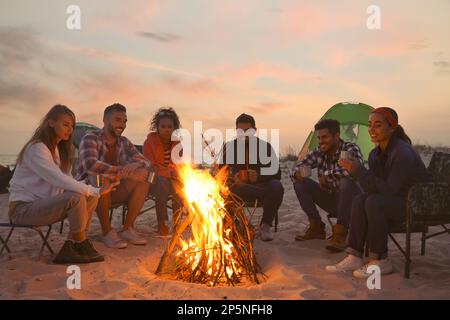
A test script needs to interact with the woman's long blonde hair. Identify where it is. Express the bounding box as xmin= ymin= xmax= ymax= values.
xmin=17 ymin=104 xmax=76 ymax=173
